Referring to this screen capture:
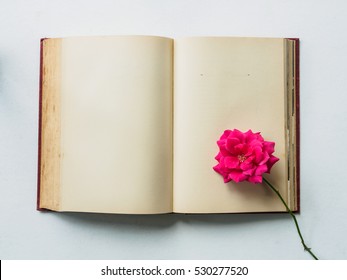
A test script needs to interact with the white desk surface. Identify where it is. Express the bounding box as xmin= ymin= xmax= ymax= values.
xmin=1 ymin=0 xmax=346 ymax=259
